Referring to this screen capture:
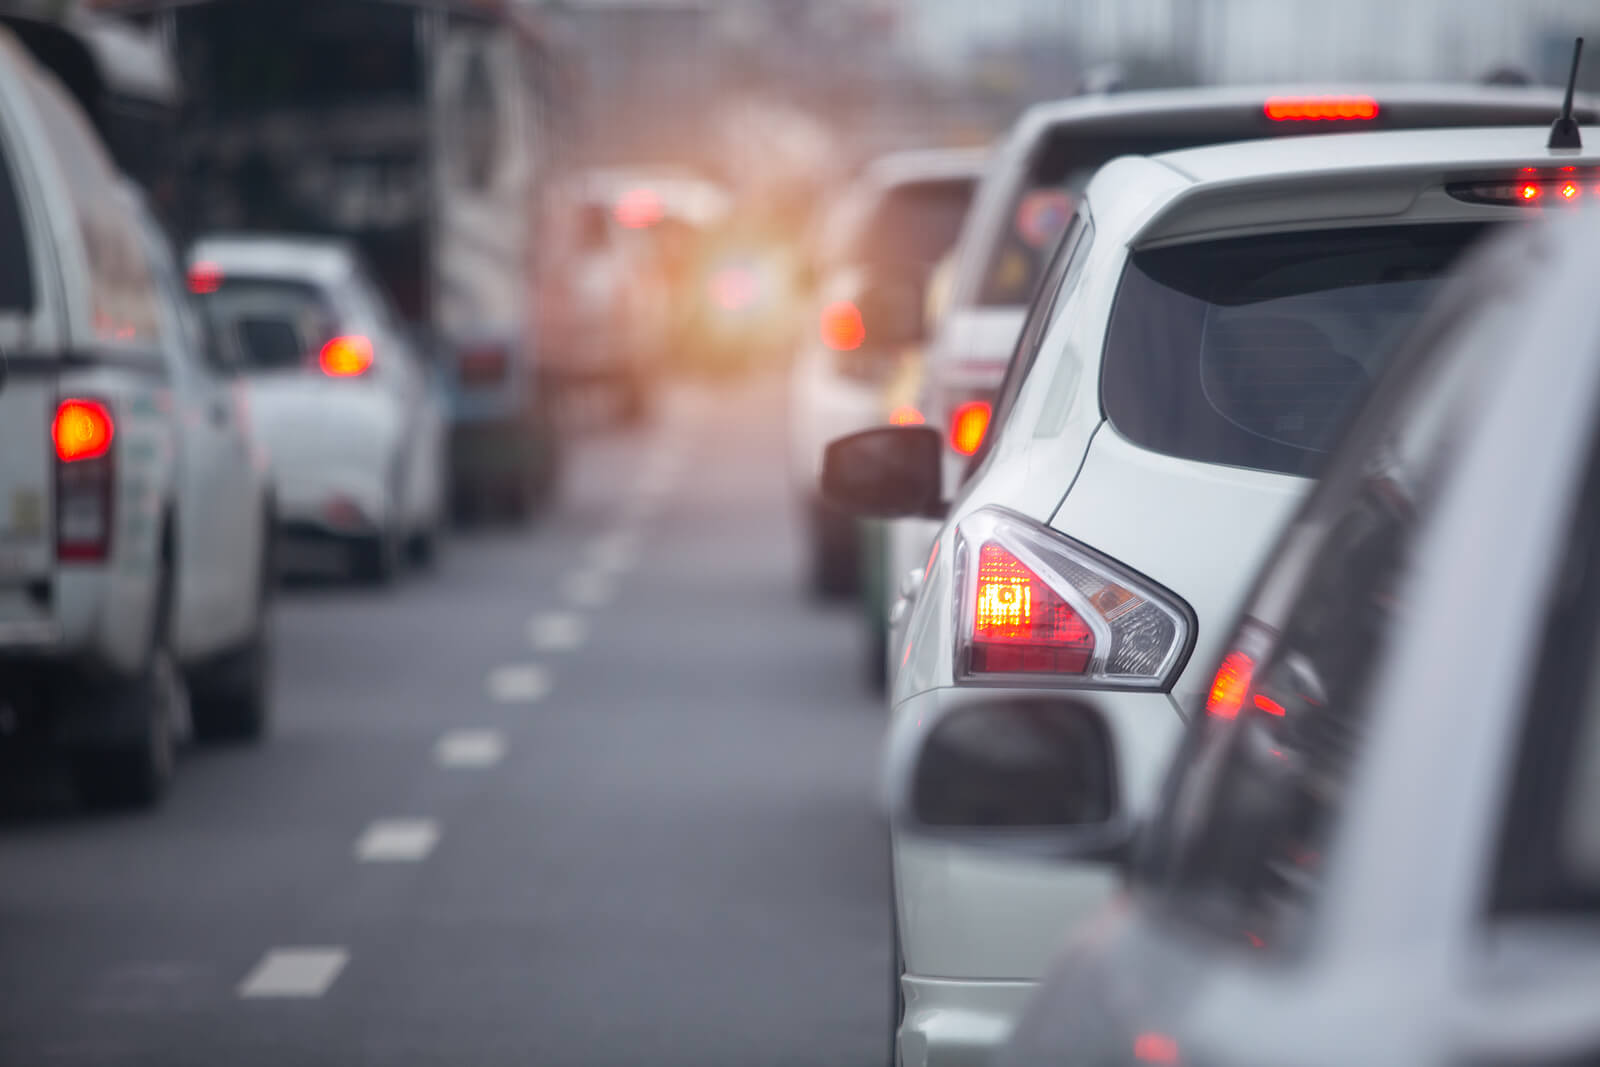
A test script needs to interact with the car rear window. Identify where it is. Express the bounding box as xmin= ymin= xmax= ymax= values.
xmin=0 ymin=137 xmax=31 ymax=311
xmin=823 ymin=177 xmax=976 ymax=268
xmin=1101 ymin=222 xmax=1494 ymax=478
xmin=195 ymin=277 xmax=338 ymax=372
